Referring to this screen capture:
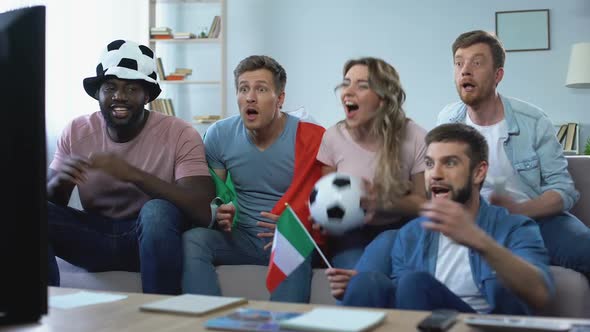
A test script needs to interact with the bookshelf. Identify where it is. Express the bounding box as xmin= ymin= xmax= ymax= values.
xmin=148 ymin=0 xmax=227 ymax=134
xmin=555 ymin=122 xmax=580 ymax=155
